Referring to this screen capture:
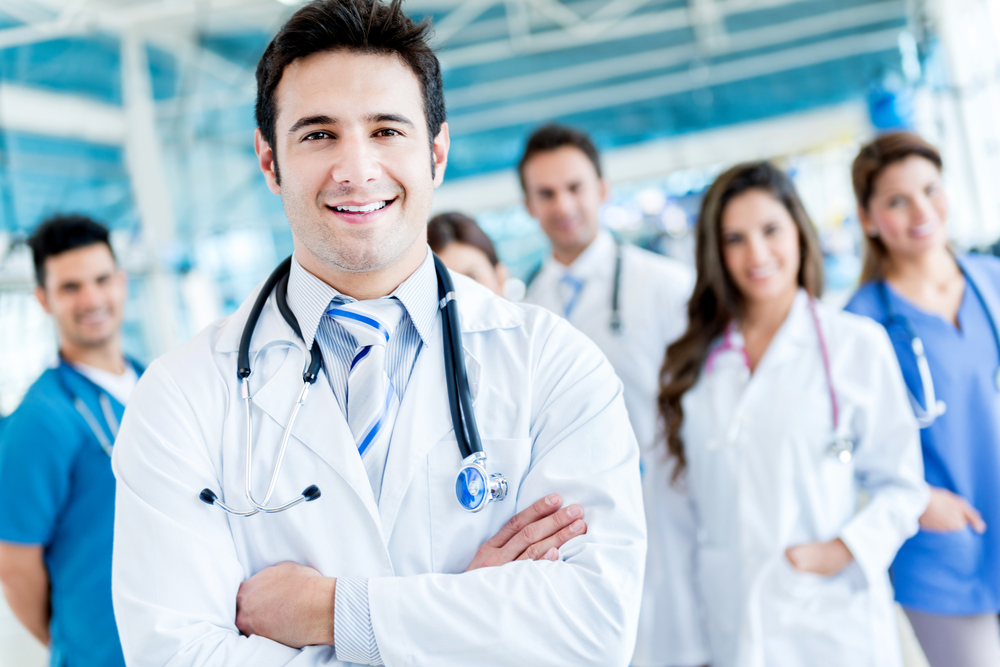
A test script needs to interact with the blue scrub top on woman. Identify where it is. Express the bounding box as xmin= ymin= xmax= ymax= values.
xmin=0 ymin=358 xmax=141 ymax=667
xmin=845 ymin=253 xmax=1000 ymax=616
